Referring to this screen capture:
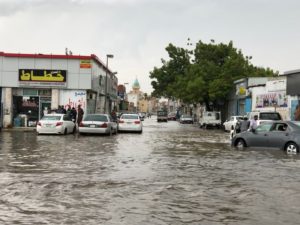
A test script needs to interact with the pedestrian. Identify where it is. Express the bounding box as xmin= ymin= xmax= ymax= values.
xmin=248 ymin=115 xmax=258 ymax=131
xmin=239 ymin=117 xmax=250 ymax=132
xmin=70 ymin=107 xmax=77 ymax=123
xmin=77 ymin=105 xmax=84 ymax=126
